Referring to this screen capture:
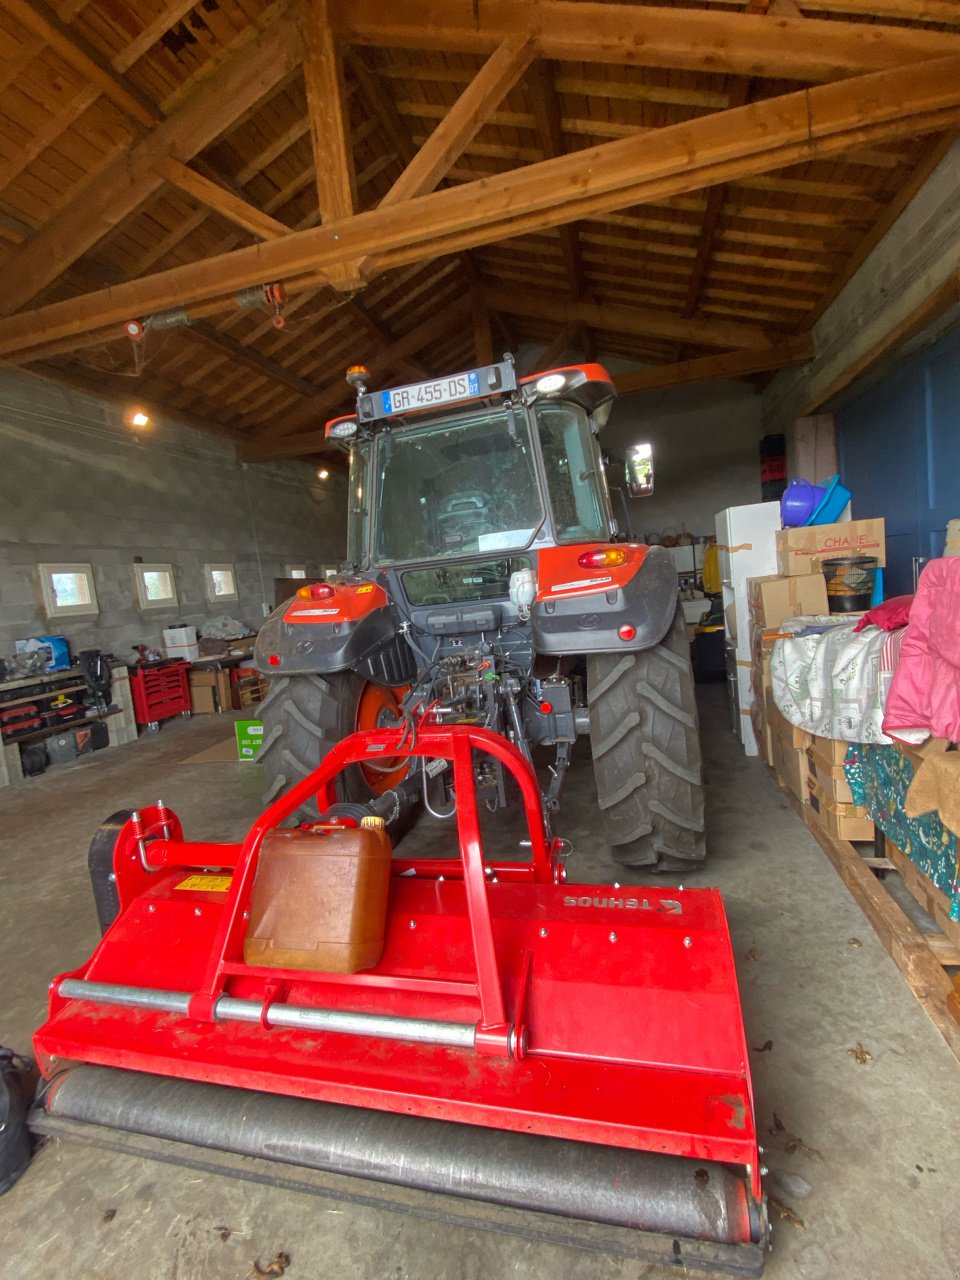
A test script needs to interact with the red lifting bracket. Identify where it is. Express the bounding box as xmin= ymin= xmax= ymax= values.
xmin=179 ymin=725 xmax=558 ymax=1058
